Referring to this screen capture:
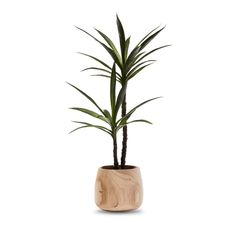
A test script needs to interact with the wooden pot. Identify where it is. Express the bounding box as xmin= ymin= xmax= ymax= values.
xmin=95 ymin=165 xmax=143 ymax=211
